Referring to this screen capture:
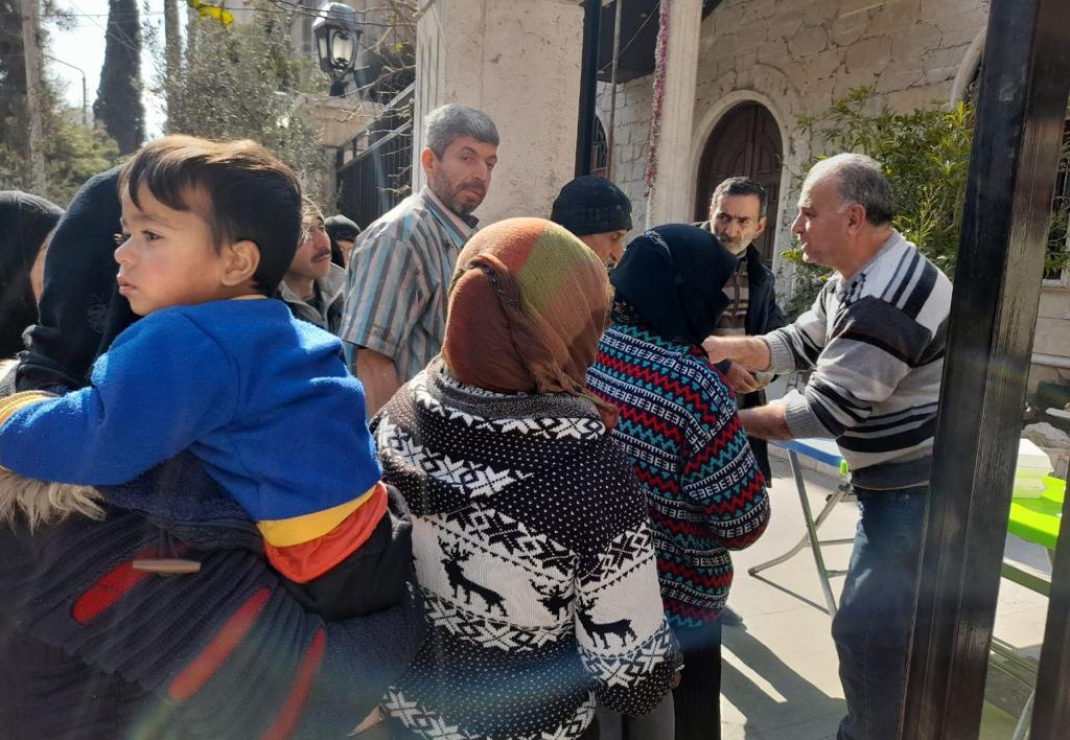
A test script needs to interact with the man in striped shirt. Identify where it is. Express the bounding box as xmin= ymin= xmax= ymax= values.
xmin=705 ymin=153 xmax=952 ymax=740
xmin=341 ymin=105 xmax=499 ymax=415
